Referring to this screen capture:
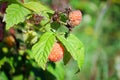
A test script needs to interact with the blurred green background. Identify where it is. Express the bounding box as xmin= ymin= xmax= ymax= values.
xmin=41 ymin=0 xmax=120 ymax=80
xmin=0 ymin=0 xmax=120 ymax=80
